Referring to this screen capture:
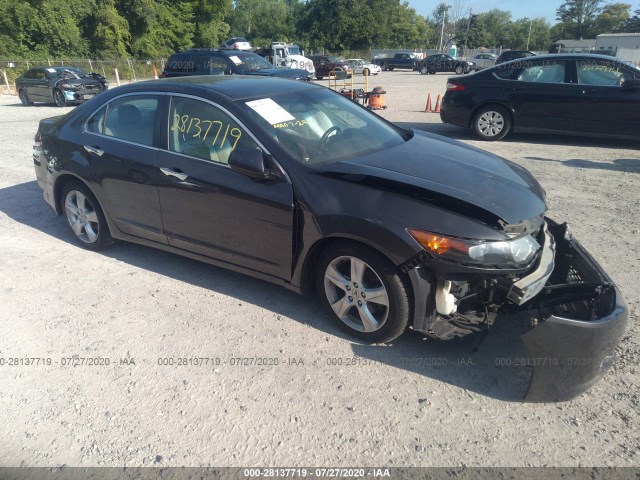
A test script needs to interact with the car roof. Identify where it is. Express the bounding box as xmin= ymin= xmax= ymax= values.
xmin=111 ymin=75 xmax=324 ymax=102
